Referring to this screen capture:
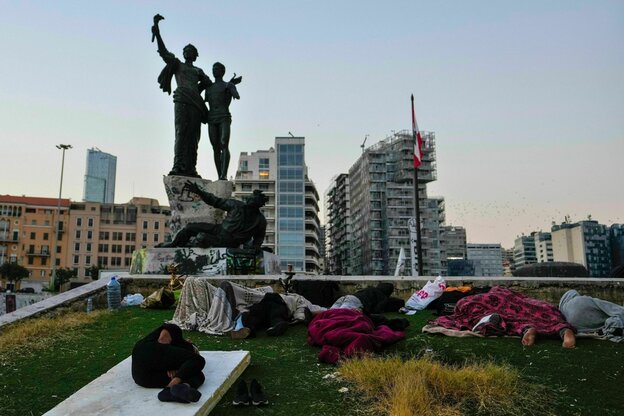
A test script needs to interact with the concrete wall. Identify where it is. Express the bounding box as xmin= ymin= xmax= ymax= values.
xmin=2 ymin=273 xmax=623 ymax=328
